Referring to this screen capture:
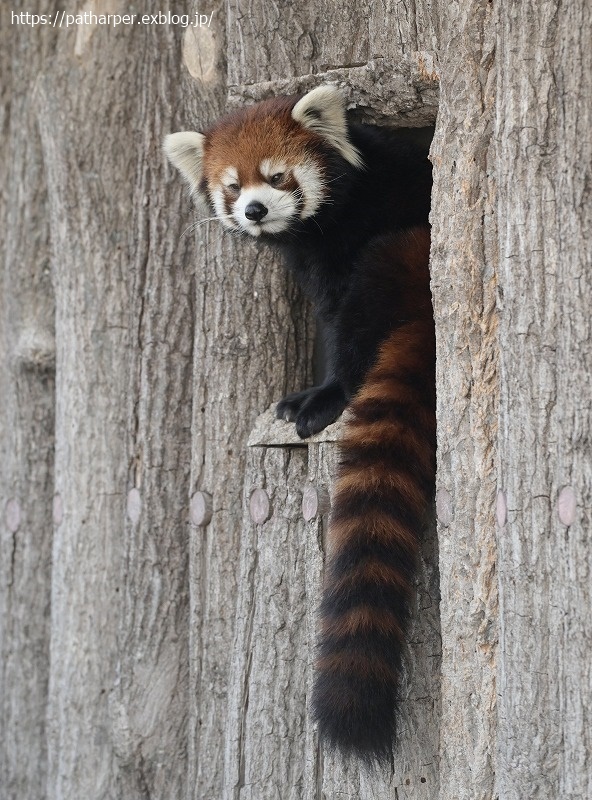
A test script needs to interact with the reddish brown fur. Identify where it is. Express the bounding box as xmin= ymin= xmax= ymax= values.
xmin=318 ymin=651 xmax=399 ymax=682
xmin=313 ymin=226 xmax=435 ymax=761
xmin=329 ymin=558 xmax=414 ymax=595
xmin=321 ymin=605 xmax=405 ymax=638
xmin=167 ymin=90 xmax=435 ymax=761
xmin=202 ymin=96 xmax=325 ymax=188
xmin=329 ymin=513 xmax=421 ymax=551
